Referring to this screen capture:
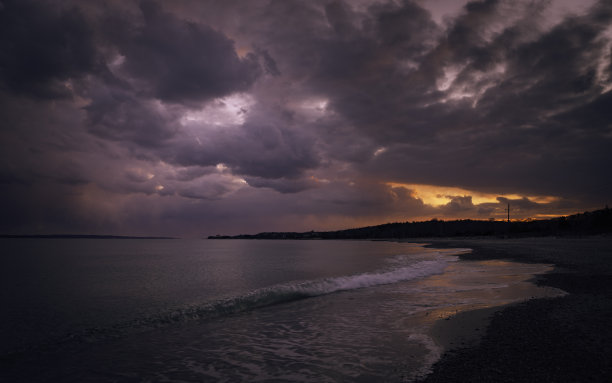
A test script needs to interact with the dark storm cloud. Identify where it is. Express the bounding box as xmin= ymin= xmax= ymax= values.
xmin=441 ymin=195 xmax=476 ymax=214
xmin=166 ymin=166 xmax=215 ymax=182
xmin=176 ymin=180 xmax=233 ymax=200
xmin=111 ymin=1 xmax=262 ymax=104
xmin=353 ymin=0 xmax=612 ymax=201
xmin=324 ymin=1 xmax=357 ymax=37
xmin=283 ymin=1 xmax=448 ymax=145
xmin=0 ymin=0 xmax=99 ymax=98
xmin=73 ymin=0 xmax=272 ymax=150
xmin=170 ymin=114 xmax=321 ymax=182
xmin=1 ymin=0 xmax=611 ymax=236
xmin=85 ymin=87 xmax=180 ymax=147
xmin=223 ymin=121 xmax=320 ymax=179
xmin=255 ymin=47 xmax=281 ymax=76
xmin=243 ymin=176 xmax=318 ymax=194
xmin=472 ymin=3 xmax=612 ymax=124
xmin=372 ymin=0 xmax=440 ymax=57
xmin=80 ymin=1 xmax=316 ymax=186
